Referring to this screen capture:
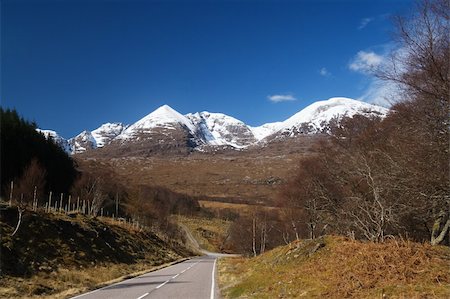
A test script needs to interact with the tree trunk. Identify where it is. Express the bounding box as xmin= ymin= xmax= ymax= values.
xmin=252 ymin=216 xmax=257 ymax=257
xmin=11 ymin=207 xmax=23 ymax=236
xmin=291 ymin=220 xmax=299 ymax=241
xmin=431 ymin=210 xmax=450 ymax=245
